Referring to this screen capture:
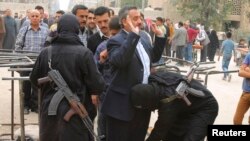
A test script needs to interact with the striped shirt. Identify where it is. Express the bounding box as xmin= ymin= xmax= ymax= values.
xmin=15 ymin=25 xmax=49 ymax=52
